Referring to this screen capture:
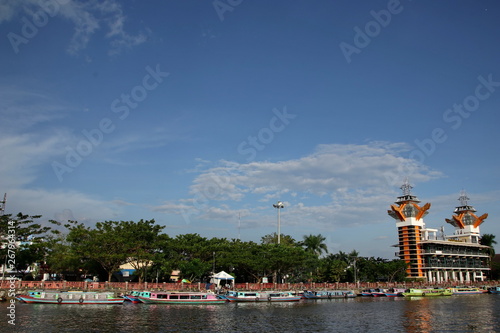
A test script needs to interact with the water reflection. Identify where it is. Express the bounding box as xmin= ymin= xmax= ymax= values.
xmin=402 ymin=295 xmax=500 ymax=332
xmin=4 ymin=295 xmax=500 ymax=332
xmin=402 ymin=297 xmax=433 ymax=332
